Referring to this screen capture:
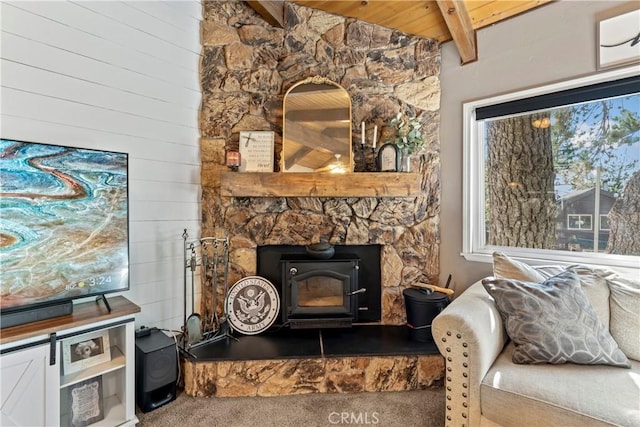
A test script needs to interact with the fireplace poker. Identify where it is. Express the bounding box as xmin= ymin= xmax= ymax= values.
xmin=210 ymin=239 xmax=219 ymax=332
xmin=185 ymin=243 xmax=203 ymax=345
